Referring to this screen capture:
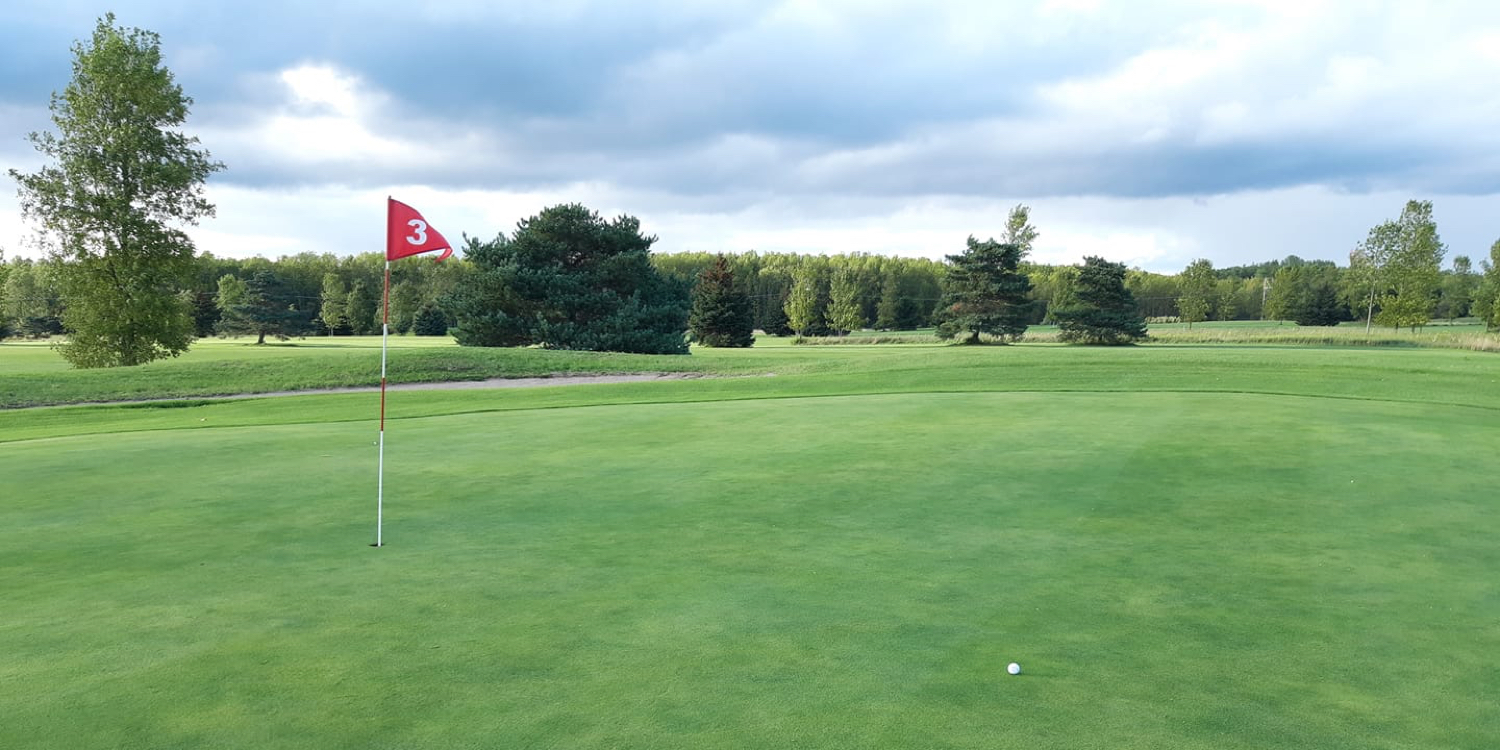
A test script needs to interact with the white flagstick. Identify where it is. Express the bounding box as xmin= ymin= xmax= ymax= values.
xmin=376 ymin=258 xmax=390 ymax=547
